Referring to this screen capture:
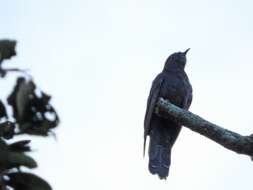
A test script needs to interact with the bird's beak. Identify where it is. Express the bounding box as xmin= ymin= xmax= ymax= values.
xmin=184 ymin=48 xmax=190 ymax=55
